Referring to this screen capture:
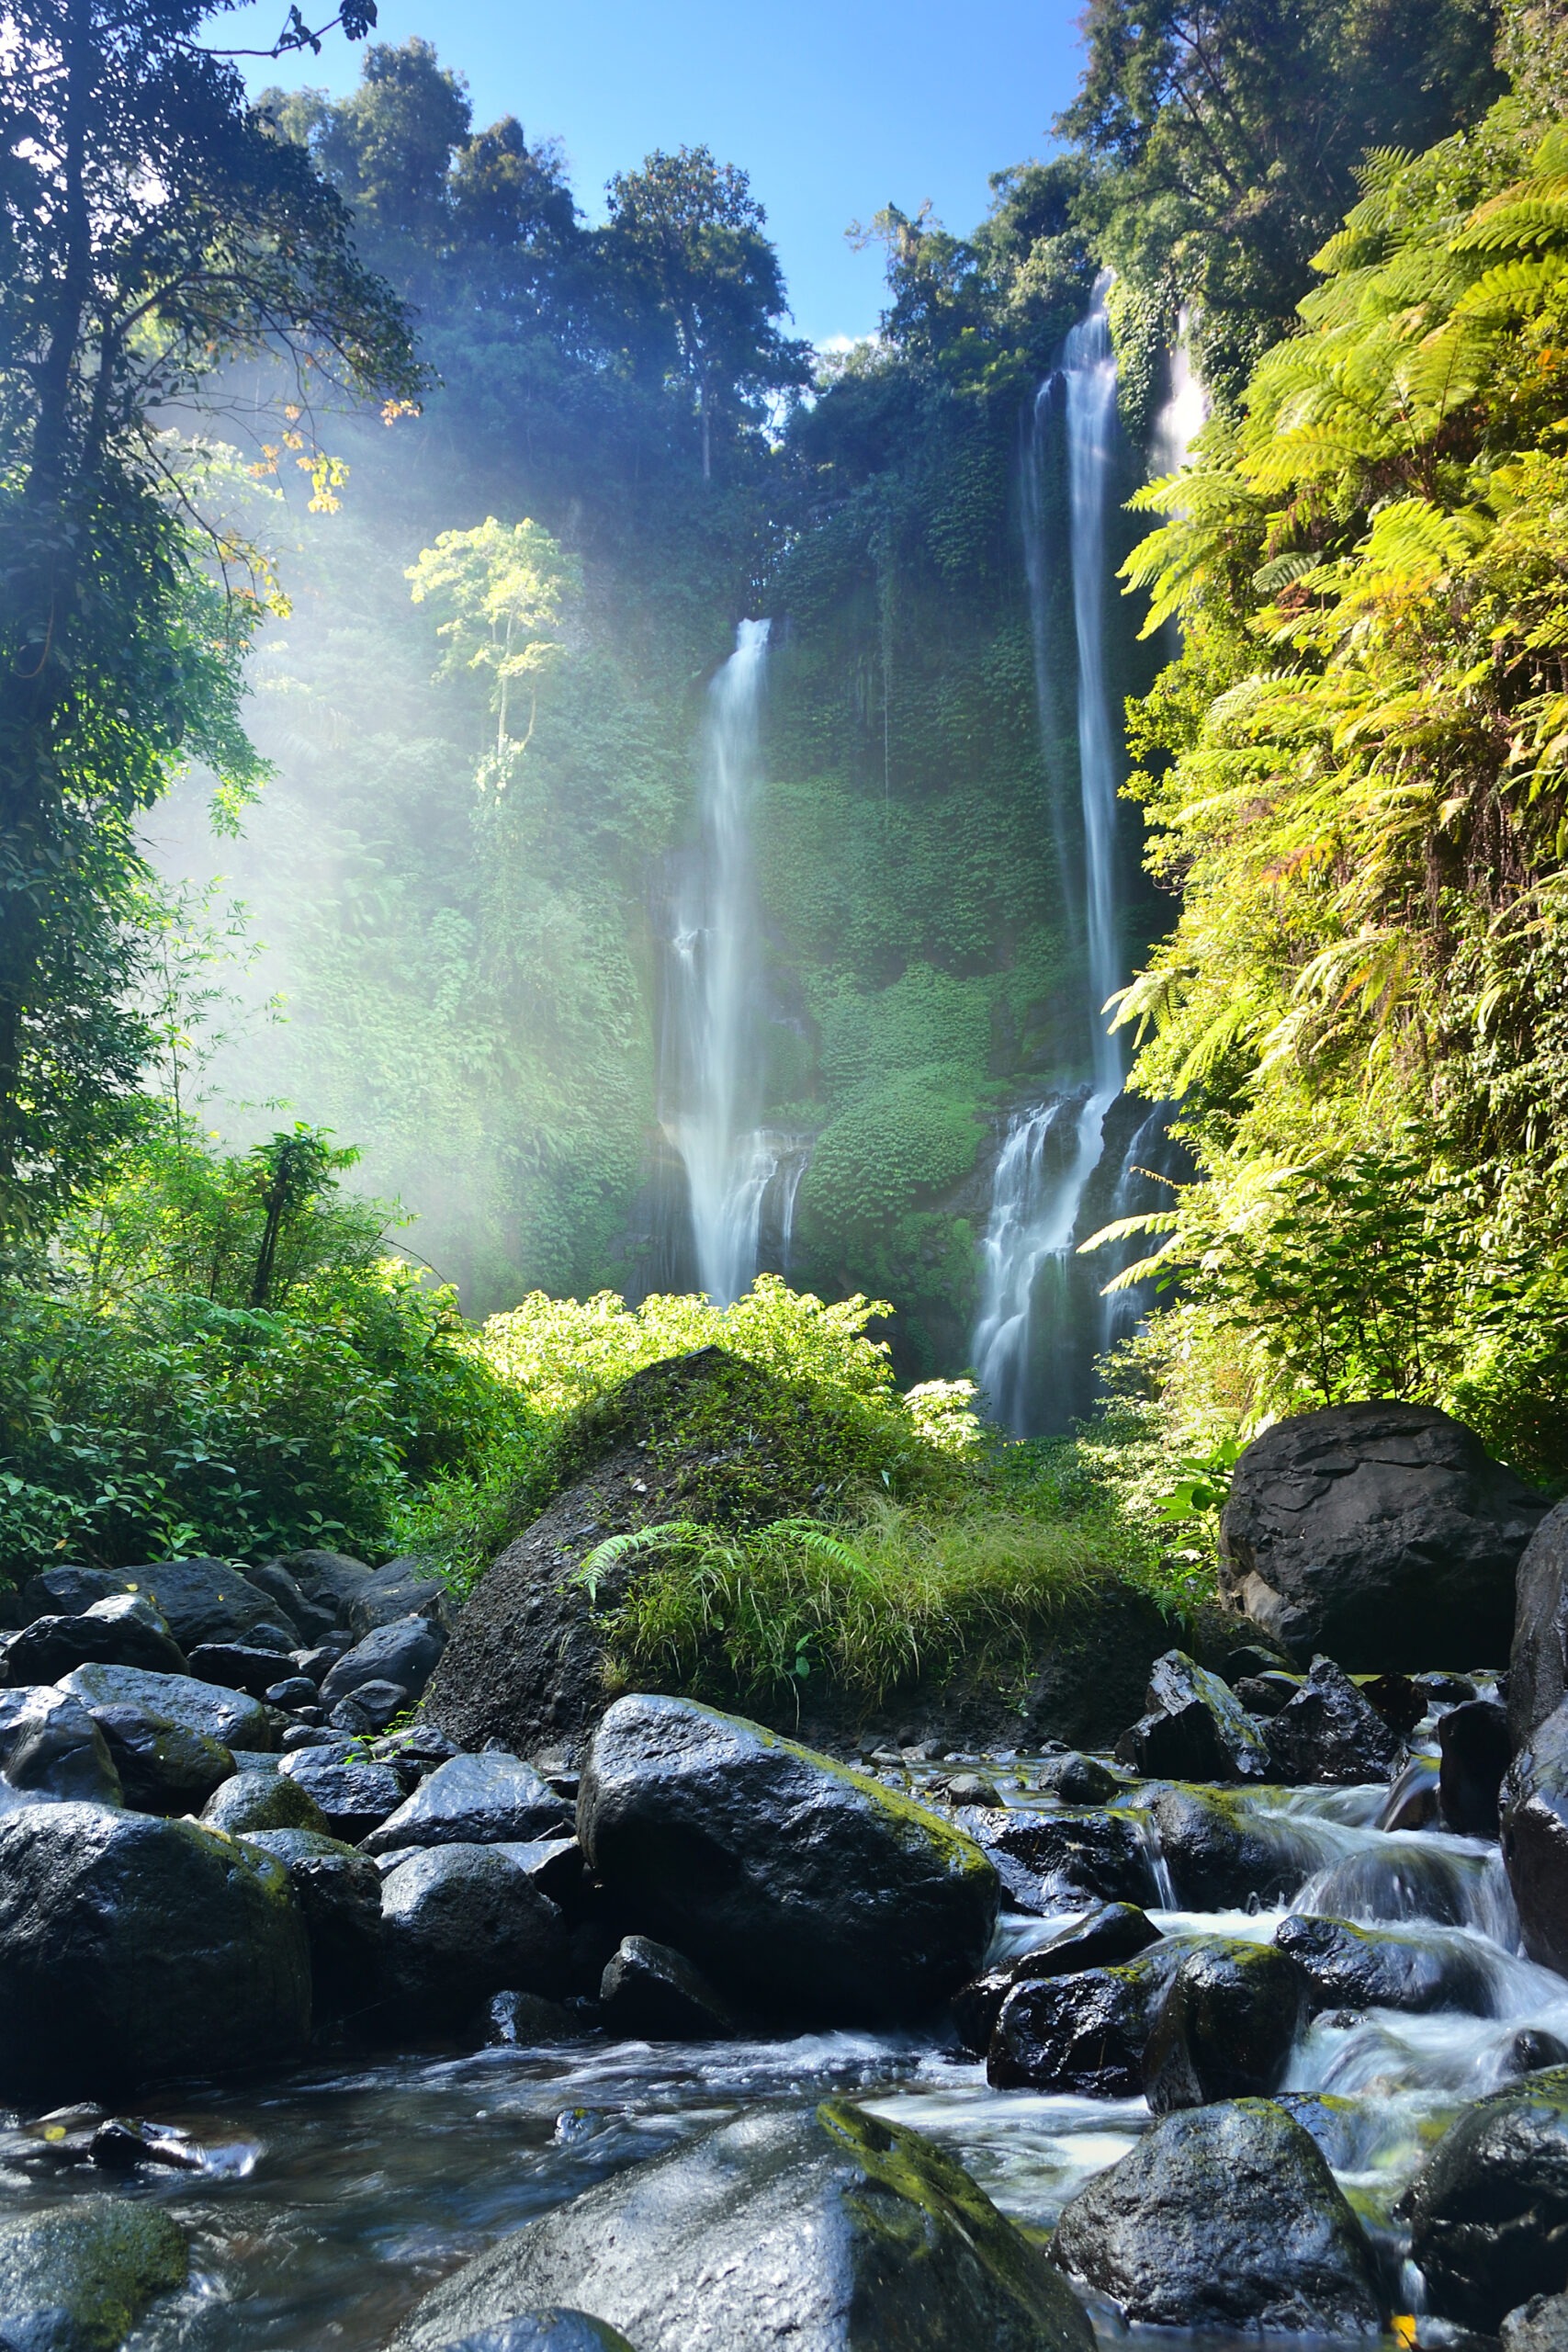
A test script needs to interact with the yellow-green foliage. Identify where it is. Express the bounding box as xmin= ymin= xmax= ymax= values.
xmin=1104 ymin=96 xmax=1568 ymax=1475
